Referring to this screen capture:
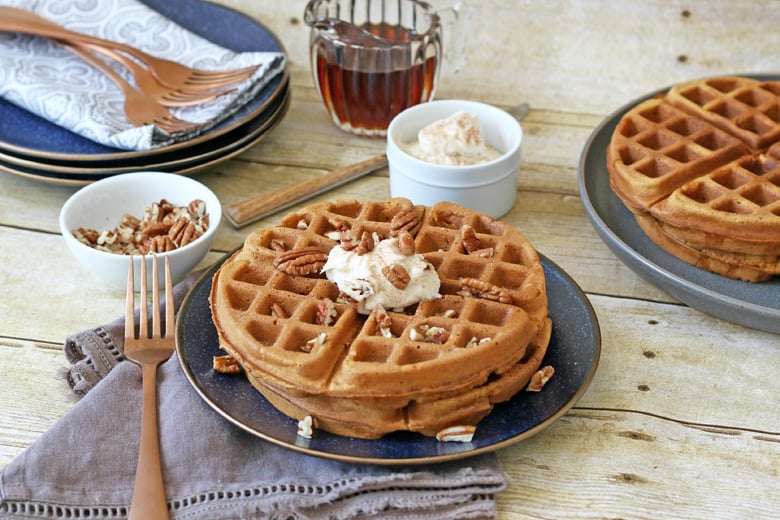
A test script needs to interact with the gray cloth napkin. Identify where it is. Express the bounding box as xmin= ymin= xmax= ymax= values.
xmin=0 ymin=0 xmax=286 ymax=150
xmin=0 ymin=270 xmax=509 ymax=519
